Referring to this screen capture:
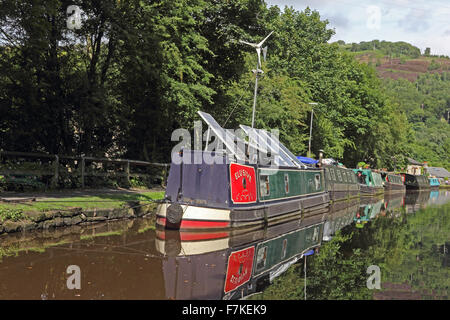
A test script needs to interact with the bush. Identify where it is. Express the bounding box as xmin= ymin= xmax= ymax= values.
xmin=0 ymin=208 xmax=24 ymax=222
